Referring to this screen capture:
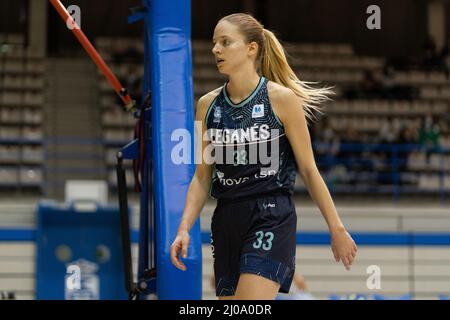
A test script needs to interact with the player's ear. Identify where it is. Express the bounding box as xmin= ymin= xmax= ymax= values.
xmin=248 ymin=41 xmax=258 ymax=58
